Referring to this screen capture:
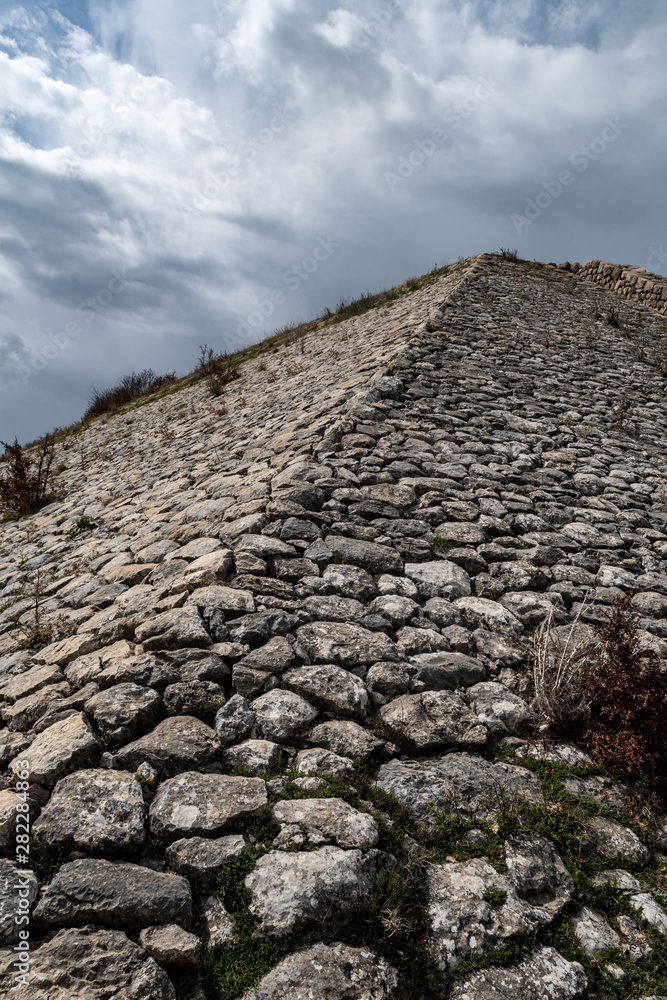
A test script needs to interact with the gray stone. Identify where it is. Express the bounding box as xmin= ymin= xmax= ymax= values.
xmin=84 ymin=682 xmax=162 ymax=740
xmin=215 ymin=693 xmax=256 ymax=743
xmin=325 ymin=535 xmax=403 ymax=575
xmin=591 ymin=869 xmax=641 ymax=891
xmin=454 ymin=596 xmax=524 ymax=635
xmin=505 ymin=833 xmax=574 ymax=916
xmin=571 ymin=907 xmax=621 ymax=957
xmin=427 ymin=857 xmax=556 ymax=967
xmin=317 ymin=564 xmax=379 ymax=602
xmin=139 ymin=923 xmax=201 ymax=967
xmin=467 ymin=681 xmax=534 ymax=736
xmin=0 ymin=731 xmax=32 ymax=769
xmin=629 ymin=893 xmax=667 ymax=934
xmin=301 ymin=595 xmax=366 ymax=621
xmin=33 ymin=858 xmax=192 ymax=930
xmin=307 ymin=720 xmax=386 ymax=761
xmin=246 ymin=846 xmax=391 ymax=939
xmin=405 ymin=560 xmax=471 ymax=600
xmin=242 ymin=941 xmax=400 ymax=1000
xmin=223 ymin=739 xmax=286 ymax=775
xmin=149 ymin=772 xmax=267 ymax=842
xmin=379 ymin=691 xmax=488 ymax=751
xmin=8 ymin=712 xmax=98 ymax=788
xmin=272 ymin=798 xmax=379 ymax=849
xmin=581 ymin=816 xmax=649 ymax=864
xmin=197 ymin=893 xmax=237 ymax=951
xmin=0 ymin=860 xmax=37 ymax=945
xmin=115 ymin=716 xmax=219 ymax=777
xmin=448 ymin=946 xmax=587 ymax=1000
xmin=408 ymin=651 xmax=487 ymax=691
xmin=283 ymin=664 xmax=370 ymax=719
xmin=166 ymin=834 xmax=246 ymax=879
xmin=375 ymin=752 xmax=541 ymax=823
xmin=134 ymin=606 xmax=212 ymax=650
xmin=293 ymin=748 xmax=356 ymax=780
xmin=188 ymin=584 xmax=255 ymax=614
xmin=33 ymin=768 xmax=145 ymax=853
xmin=235 ymin=636 xmax=295 ymax=674
xmin=162 ymin=679 xmax=225 ymax=717
xmin=251 ymin=689 xmax=319 ymax=741
xmin=296 ymin=621 xmax=401 ymax=666
xmin=0 ymin=925 xmax=176 ymax=1000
